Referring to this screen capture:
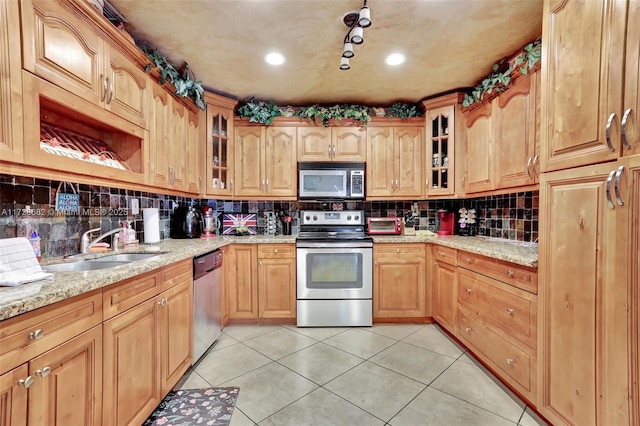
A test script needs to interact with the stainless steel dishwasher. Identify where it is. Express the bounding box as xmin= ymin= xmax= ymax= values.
xmin=193 ymin=249 xmax=223 ymax=363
